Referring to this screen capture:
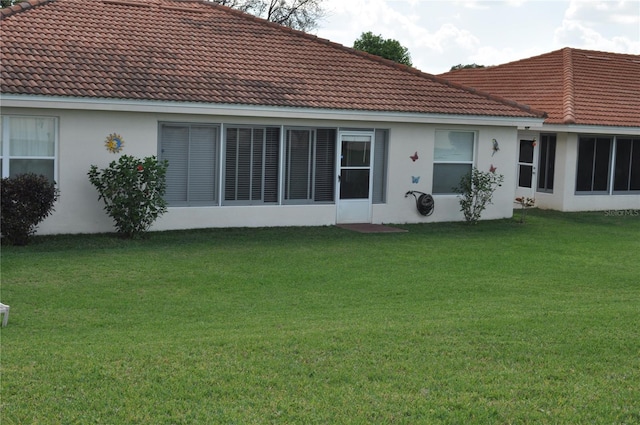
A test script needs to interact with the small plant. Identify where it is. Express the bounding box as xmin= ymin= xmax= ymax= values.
xmin=454 ymin=167 xmax=504 ymax=224
xmin=514 ymin=196 xmax=535 ymax=223
xmin=88 ymin=155 xmax=168 ymax=238
xmin=1 ymin=173 xmax=59 ymax=245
